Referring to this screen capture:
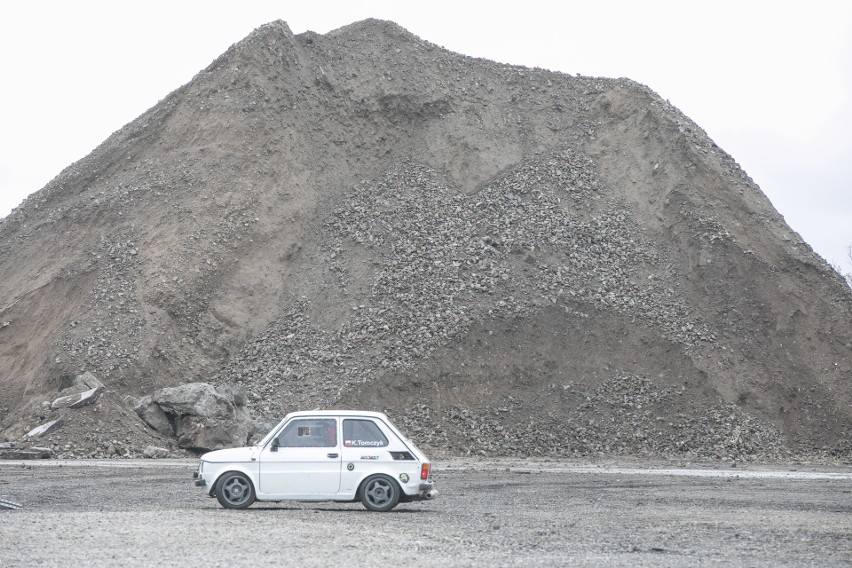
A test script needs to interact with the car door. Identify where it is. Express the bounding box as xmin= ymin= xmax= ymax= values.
xmin=258 ymin=417 xmax=342 ymax=497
